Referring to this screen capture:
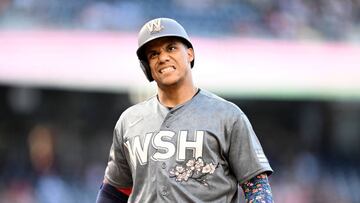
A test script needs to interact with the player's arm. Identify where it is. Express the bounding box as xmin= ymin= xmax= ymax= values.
xmin=241 ymin=173 xmax=274 ymax=203
xmin=96 ymin=178 xmax=132 ymax=203
xmin=98 ymin=117 xmax=133 ymax=203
